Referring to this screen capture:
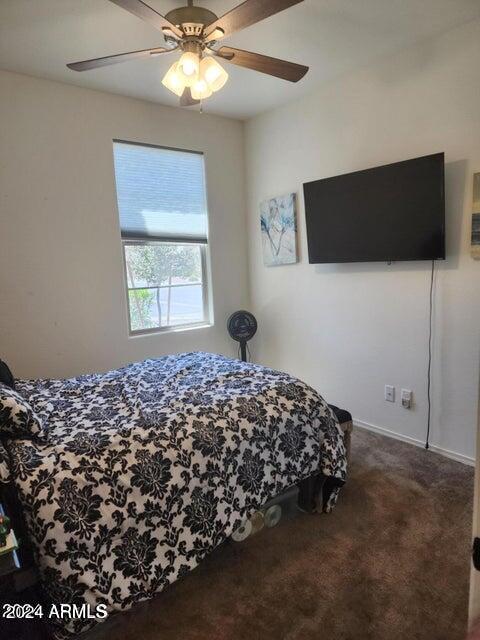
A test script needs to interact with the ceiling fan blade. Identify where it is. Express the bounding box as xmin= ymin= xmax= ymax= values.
xmin=107 ymin=0 xmax=183 ymax=38
xmin=180 ymin=87 xmax=200 ymax=107
xmin=205 ymin=0 xmax=304 ymax=40
xmin=67 ymin=47 xmax=173 ymax=71
xmin=216 ymin=46 xmax=308 ymax=82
